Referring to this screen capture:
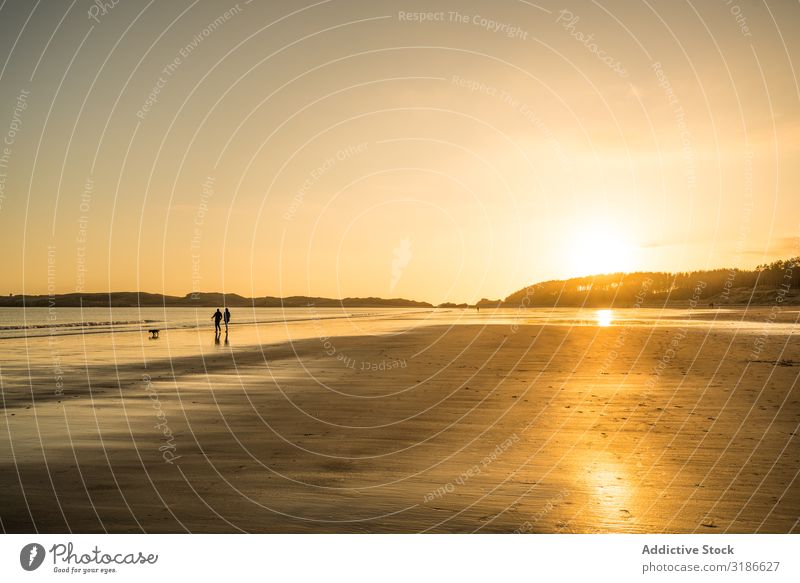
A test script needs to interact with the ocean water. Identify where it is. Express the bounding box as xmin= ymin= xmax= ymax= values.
xmin=0 ymin=307 xmax=438 ymax=375
xmin=0 ymin=306 xmax=414 ymax=340
xmin=0 ymin=306 xmax=796 ymax=376
xmin=1 ymin=306 xmax=797 ymax=341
